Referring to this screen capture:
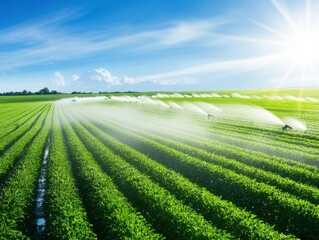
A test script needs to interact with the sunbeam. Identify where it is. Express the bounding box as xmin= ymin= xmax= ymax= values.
xmin=306 ymin=0 xmax=311 ymax=32
xmin=245 ymin=17 xmax=289 ymax=40
xmin=214 ymin=33 xmax=286 ymax=47
xmin=273 ymin=61 xmax=297 ymax=93
xmin=270 ymin=0 xmax=299 ymax=33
